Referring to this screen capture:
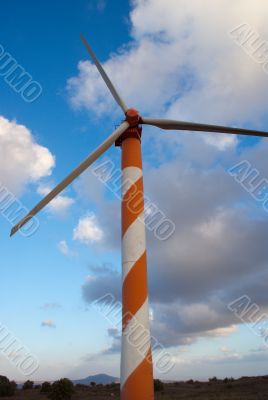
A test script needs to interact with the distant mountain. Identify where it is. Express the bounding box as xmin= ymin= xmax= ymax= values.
xmin=73 ymin=374 xmax=119 ymax=385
